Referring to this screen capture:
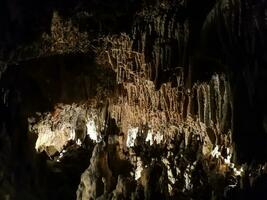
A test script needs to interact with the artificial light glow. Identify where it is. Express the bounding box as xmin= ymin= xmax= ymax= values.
xmin=126 ymin=127 xmax=138 ymax=147
xmin=86 ymin=119 xmax=101 ymax=142
xmin=135 ymin=158 xmax=143 ymax=180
